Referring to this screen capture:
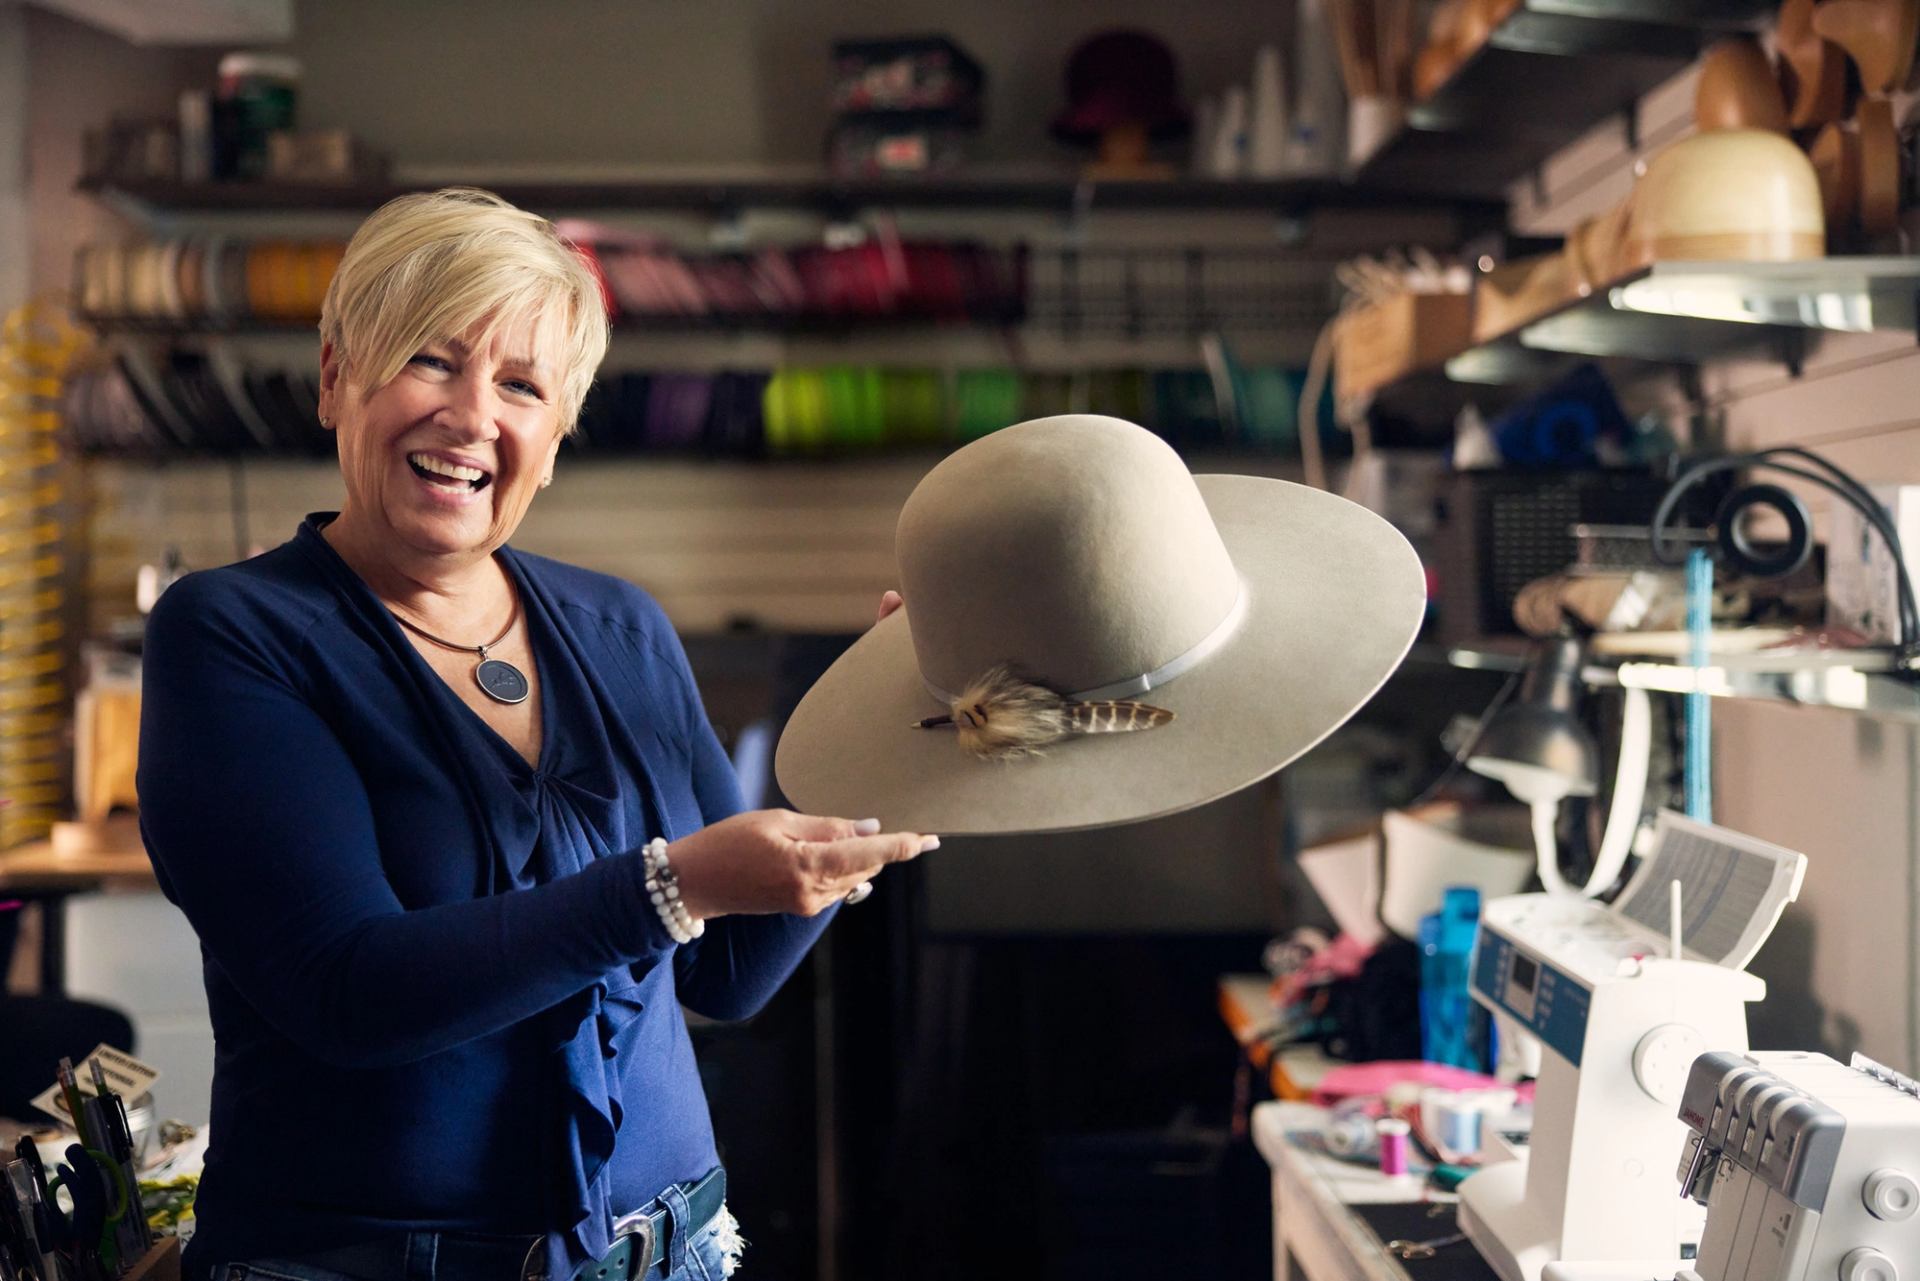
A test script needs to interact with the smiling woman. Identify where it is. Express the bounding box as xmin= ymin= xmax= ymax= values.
xmin=316 ymin=188 xmax=602 ymax=610
xmin=135 ymin=188 xmax=934 ymax=1281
